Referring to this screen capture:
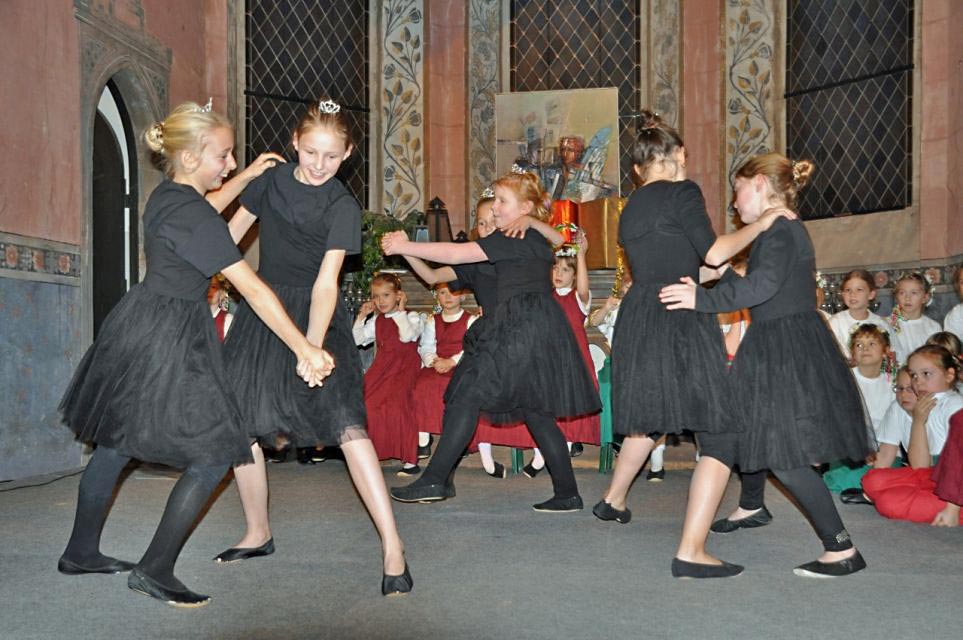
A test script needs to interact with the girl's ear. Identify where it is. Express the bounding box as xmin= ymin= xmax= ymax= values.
xmin=519 ymin=199 xmax=534 ymax=216
xmin=292 ymin=134 xmax=300 ymax=153
xmin=868 ymin=289 xmax=877 ymax=301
